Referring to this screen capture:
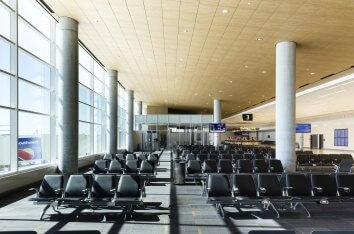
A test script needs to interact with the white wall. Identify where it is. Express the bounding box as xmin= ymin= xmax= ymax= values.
xmin=258 ymin=131 xmax=276 ymax=141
